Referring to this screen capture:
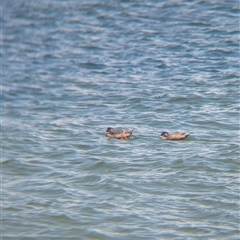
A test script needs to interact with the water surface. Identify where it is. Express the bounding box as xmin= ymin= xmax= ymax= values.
xmin=2 ymin=0 xmax=239 ymax=239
